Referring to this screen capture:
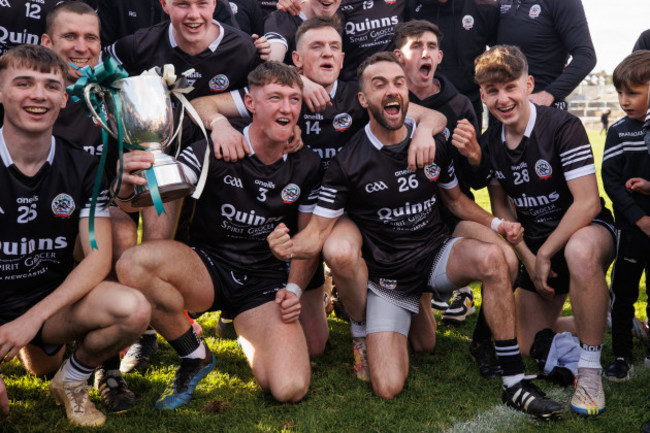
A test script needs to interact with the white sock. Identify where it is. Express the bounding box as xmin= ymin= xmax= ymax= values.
xmin=181 ymin=341 xmax=207 ymax=359
xmin=577 ymin=343 xmax=602 ymax=370
xmin=350 ymin=319 xmax=367 ymax=338
xmin=502 ymin=373 xmax=525 ymax=389
xmin=63 ymin=355 xmax=94 ymax=383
